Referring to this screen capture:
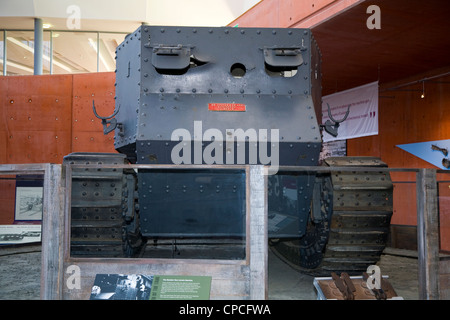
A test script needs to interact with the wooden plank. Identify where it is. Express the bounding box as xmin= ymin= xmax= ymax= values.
xmin=249 ymin=165 xmax=268 ymax=300
xmin=40 ymin=164 xmax=64 ymax=299
xmin=439 ymin=259 xmax=450 ymax=300
xmin=388 ymin=225 xmax=417 ymax=250
xmin=439 ymin=256 xmax=450 ymax=300
xmin=416 ymin=168 xmax=440 ymax=299
xmin=62 ymin=260 xmax=249 ymax=300
xmin=439 ymin=258 xmax=450 ymax=299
